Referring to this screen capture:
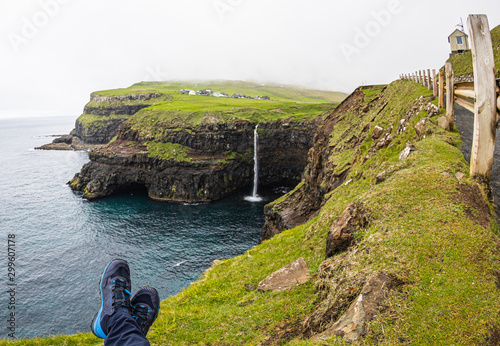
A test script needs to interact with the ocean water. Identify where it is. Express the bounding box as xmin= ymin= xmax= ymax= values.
xmin=0 ymin=116 xmax=274 ymax=339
